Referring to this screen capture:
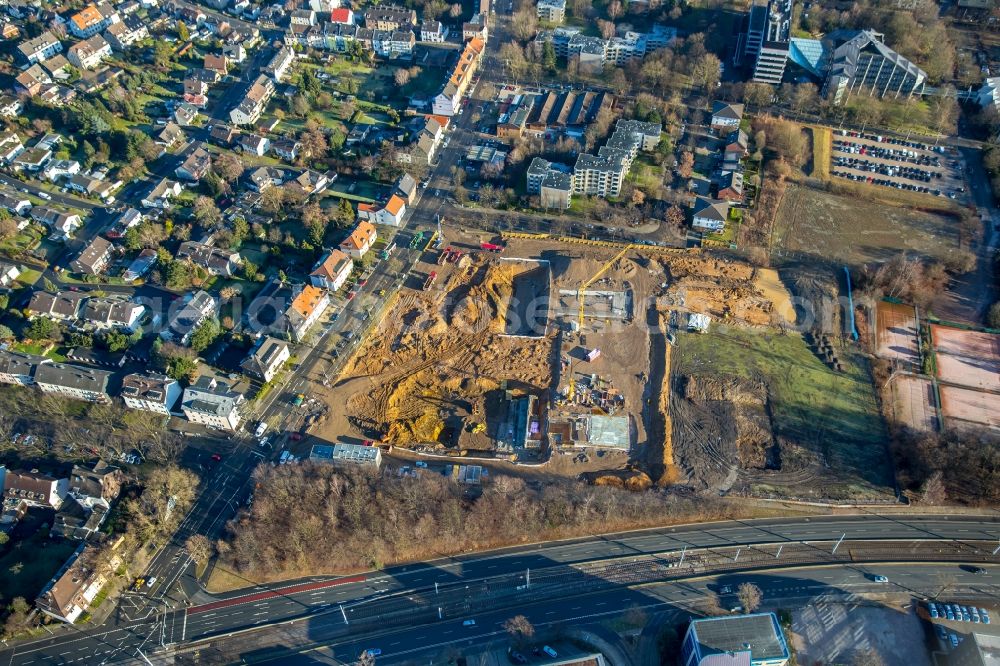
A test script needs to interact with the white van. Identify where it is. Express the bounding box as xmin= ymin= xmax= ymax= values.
xmin=279 ymin=450 xmax=291 ymax=464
